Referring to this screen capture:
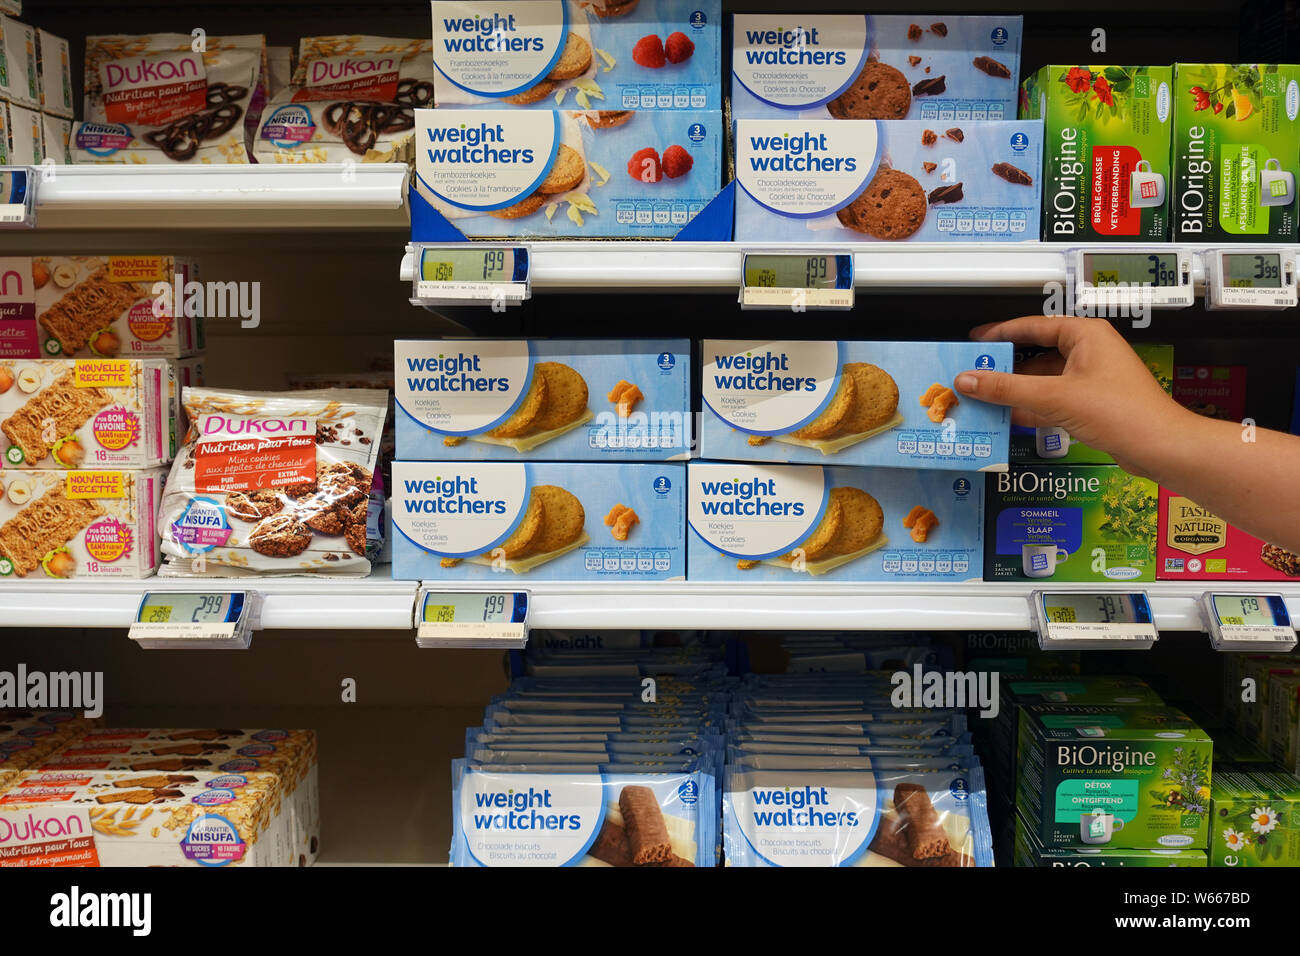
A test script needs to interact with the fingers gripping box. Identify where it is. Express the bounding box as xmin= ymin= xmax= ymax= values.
xmin=734 ymin=119 xmax=1041 ymax=242
xmin=700 ymin=340 xmax=1012 ymax=471
xmin=432 ymin=0 xmax=722 ymax=111
xmin=686 ymin=462 xmax=984 ymax=583
xmin=731 ymin=14 xmax=1021 ymax=122
xmin=412 ymin=108 xmax=724 ymax=239
xmin=395 ymin=339 xmax=690 ymax=460
xmin=391 ymin=461 xmax=685 ymax=581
